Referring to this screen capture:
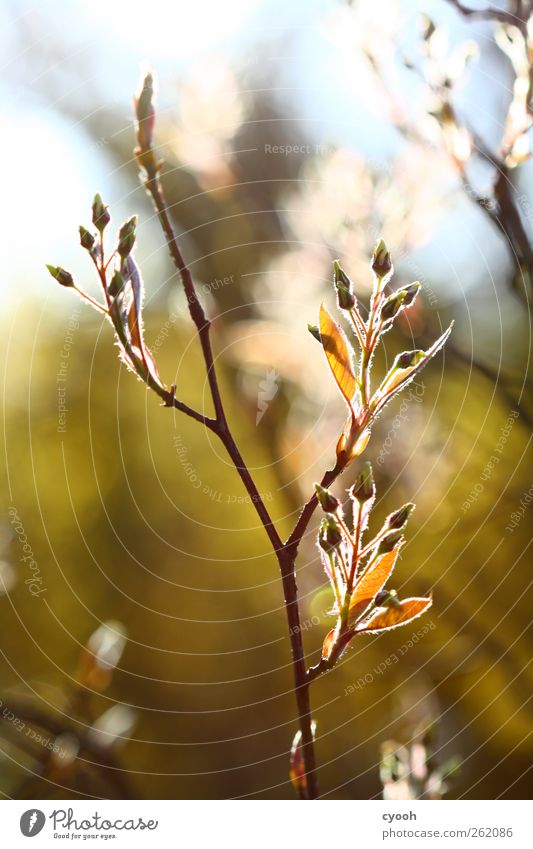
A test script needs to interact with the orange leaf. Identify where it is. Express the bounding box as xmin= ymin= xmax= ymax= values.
xmin=355 ymin=596 xmax=432 ymax=633
xmin=319 ymin=304 xmax=357 ymax=409
xmin=348 ymin=544 xmax=402 ymax=626
xmin=336 ymin=419 xmax=370 ymax=467
xmin=322 ymin=627 xmax=336 ymax=660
